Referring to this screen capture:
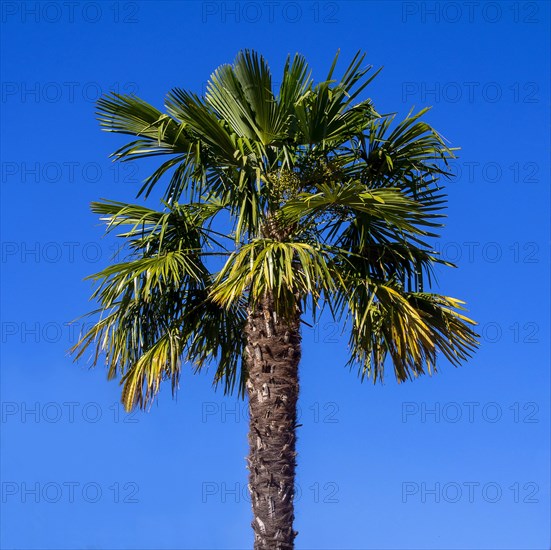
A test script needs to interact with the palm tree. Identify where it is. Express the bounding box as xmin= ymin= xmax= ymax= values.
xmin=73 ymin=50 xmax=478 ymax=549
